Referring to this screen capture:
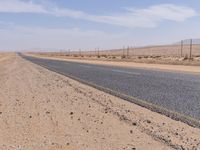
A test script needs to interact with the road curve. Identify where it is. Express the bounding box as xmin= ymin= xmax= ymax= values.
xmin=21 ymin=55 xmax=200 ymax=125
